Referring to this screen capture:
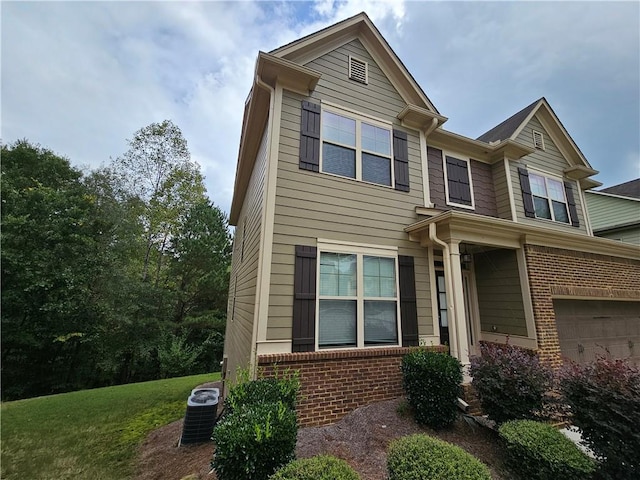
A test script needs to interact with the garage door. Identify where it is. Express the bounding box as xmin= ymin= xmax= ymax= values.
xmin=554 ymin=299 xmax=640 ymax=366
